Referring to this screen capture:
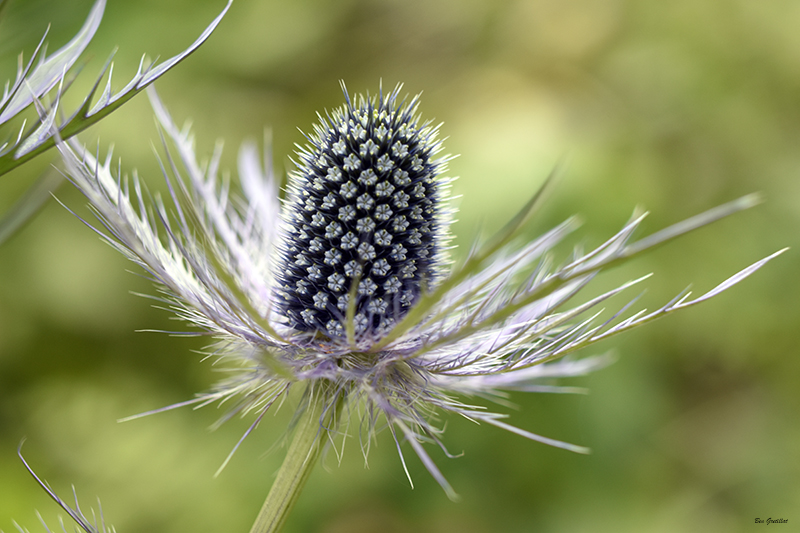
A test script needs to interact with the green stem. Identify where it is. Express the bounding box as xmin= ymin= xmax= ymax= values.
xmin=248 ymin=386 xmax=337 ymax=533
